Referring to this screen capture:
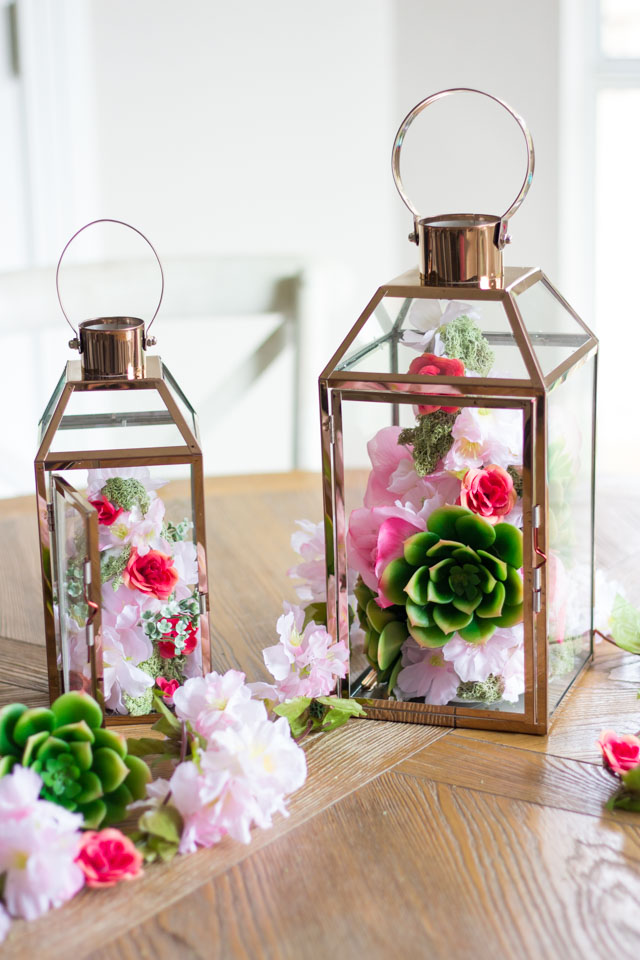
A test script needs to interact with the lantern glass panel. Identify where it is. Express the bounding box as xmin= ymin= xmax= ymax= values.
xmin=337 ymin=391 xmax=530 ymax=716
xmin=47 ymin=388 xmax=187 ymax=453
xmin=547 ymin=356 xmax=596 ymax=714
xmin=162 ymin=363 xmax=198 ymax=437
xmin=511 ymin=279 xmax=591 ymax=379
xmin=38 ymin=370 xmax=67 ymax=442
xmin=334 ymin=296 xmax=531 ymax=381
